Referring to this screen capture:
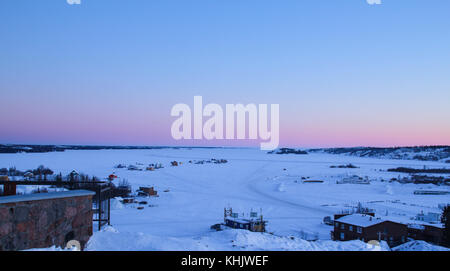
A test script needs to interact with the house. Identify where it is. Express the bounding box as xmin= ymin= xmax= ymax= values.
xmin=337 ymin=175 xmax=370 ymax=185
xmin=138 ymin=186 xmax=158 ymax=196
xmin=415 ymin=211 xmax=441 ymax=223
xmin=171 ymin=161 xmax=179 ymax=166
xmin=24 ymin=171 xmax=34 ymax=180
xmin=223 ymin=208 xmax=267 ymax=232
xmin=0 ymin=176 xmax=16 ymax=196
xmin=332 ymin=214 xmax=408 ymax=247
xmin=0 ymin=176 xmax=9 ymax=182
xmin=407 ymin=224 xmax=444 ymax=245
xmin=127 ymin=165 xmax=140 ymax=171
